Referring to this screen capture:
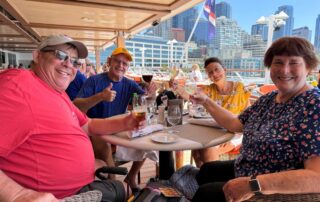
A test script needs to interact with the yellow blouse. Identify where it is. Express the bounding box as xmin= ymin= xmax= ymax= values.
xmin=202 ymin=82 xmax=251 ymax=115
